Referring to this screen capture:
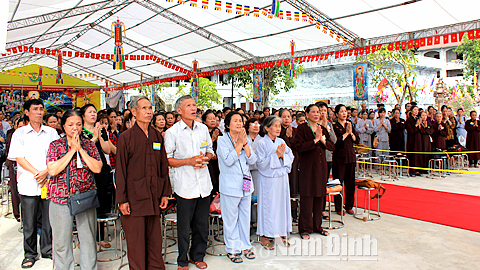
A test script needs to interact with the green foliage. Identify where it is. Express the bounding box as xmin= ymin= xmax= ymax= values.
xmin=358 ymin=45 xmax=418 ymax=106
xmin=455 ymin=36 xmax=480 ymax=87
xmin=223 ymin=64 xmax=305 ymax=109
xmin=177 ymin=77 xmax=222 ymax=109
